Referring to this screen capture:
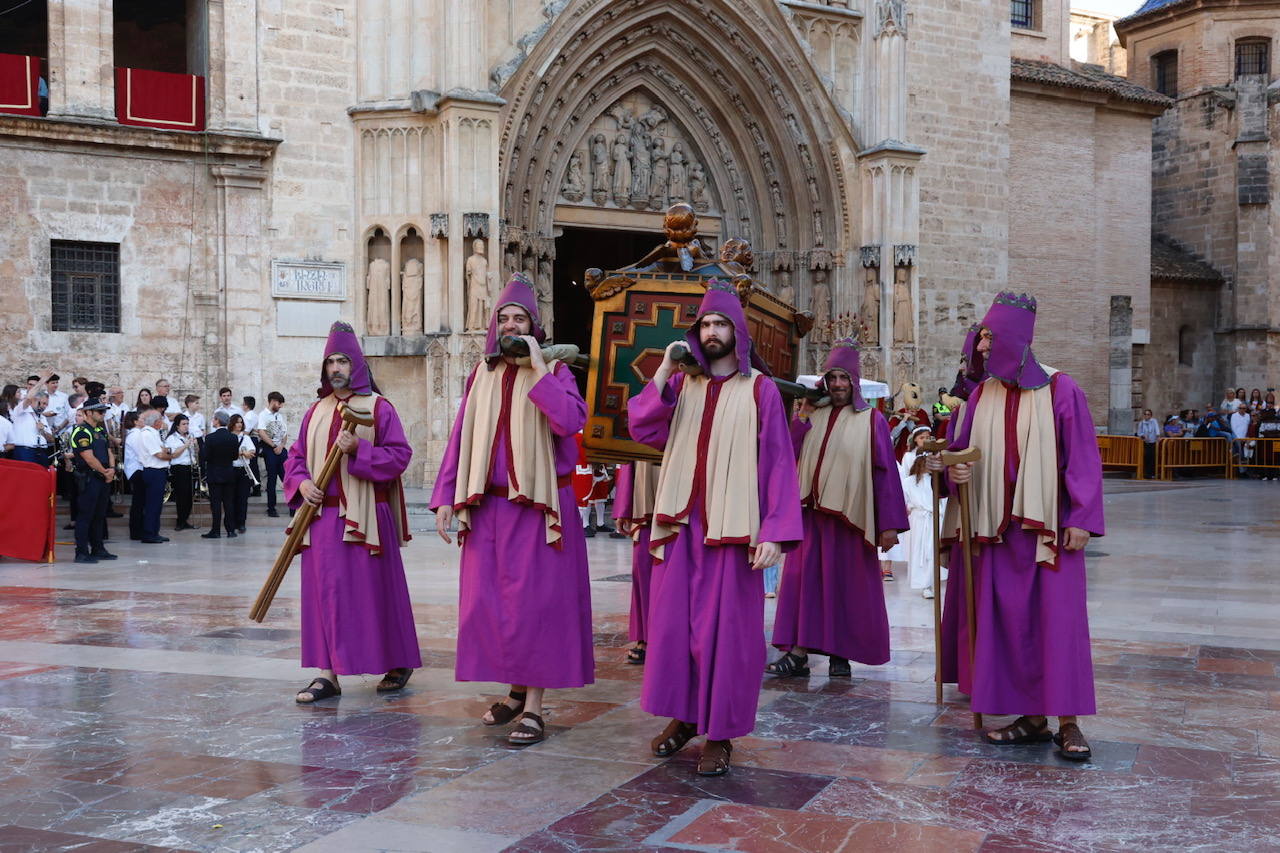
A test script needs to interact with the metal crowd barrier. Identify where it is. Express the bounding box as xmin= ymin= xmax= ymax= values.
xmin=1228 ymin=437 xmax=1280 ymax=479
xmin=1096 ymin=435 xmax=1144 ymax=479
xmin=1154 ymin=437 xmax=1231 ymax=480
